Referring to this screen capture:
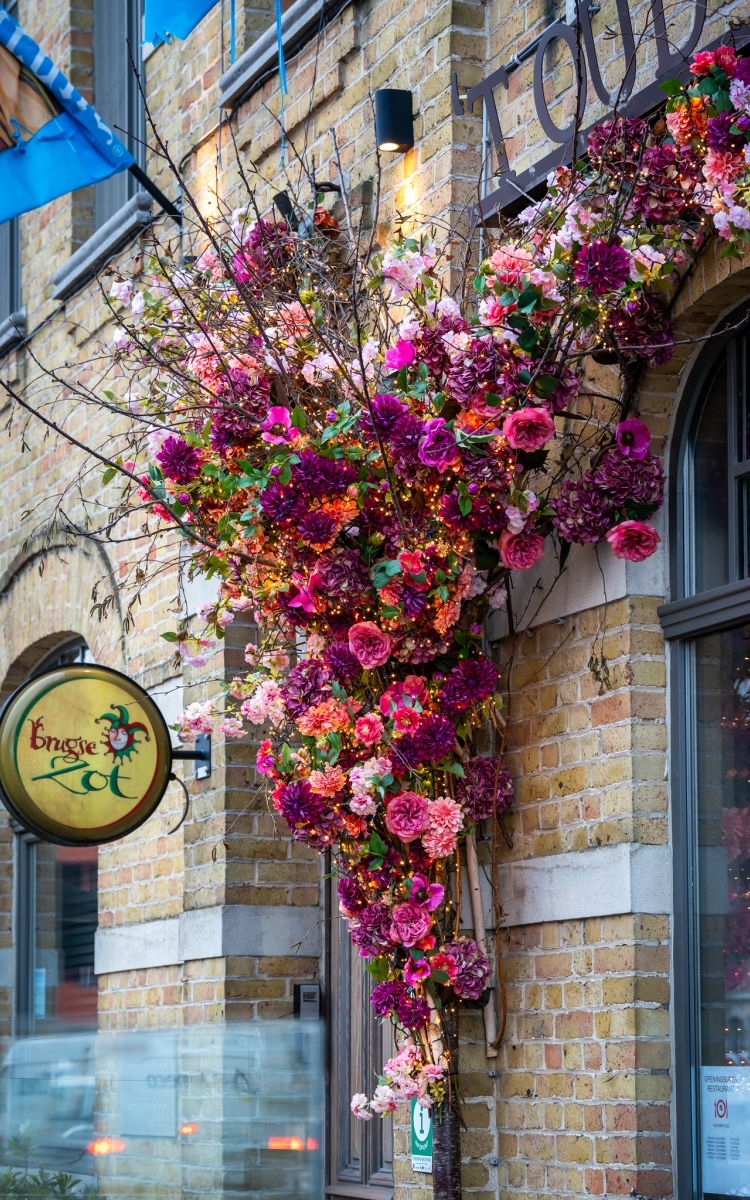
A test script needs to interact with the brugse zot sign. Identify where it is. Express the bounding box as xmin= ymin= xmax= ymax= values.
xmin=0 ymin=665 xmax=173 ymax=844
xmin=457 ymin=0 xmax=720 ymax=219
